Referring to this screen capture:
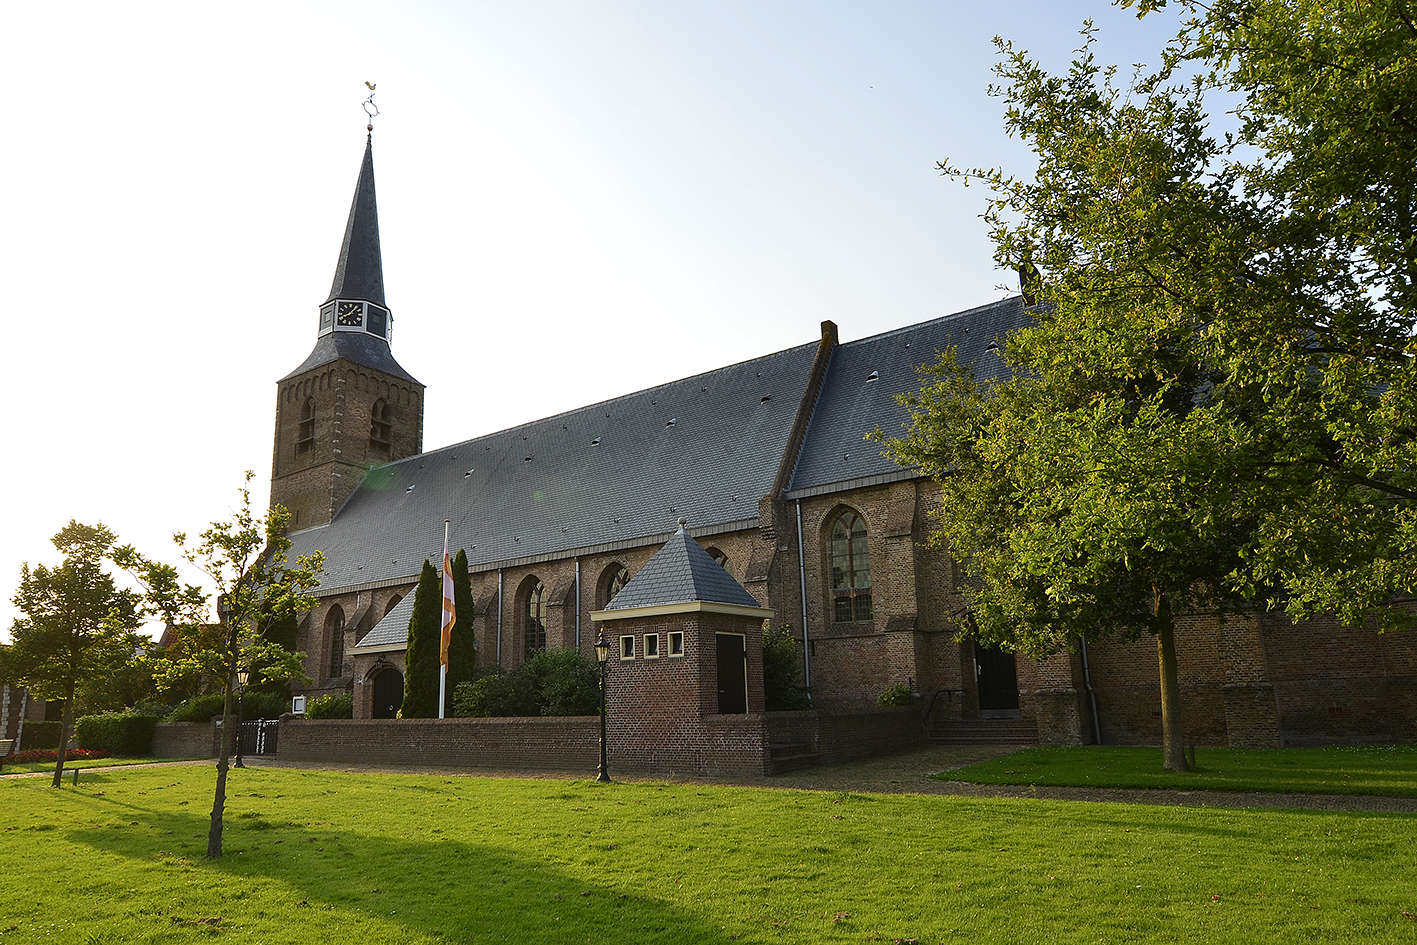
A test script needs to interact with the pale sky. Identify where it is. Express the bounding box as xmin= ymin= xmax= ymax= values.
xmin=1 ymin=2 xmax=1184 ymax=640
